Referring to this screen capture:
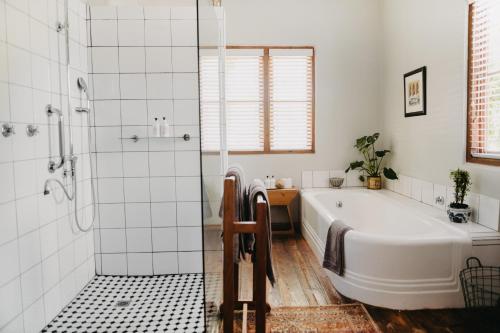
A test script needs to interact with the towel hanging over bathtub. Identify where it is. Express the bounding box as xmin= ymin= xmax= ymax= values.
xmin=323 ymin=220 xmax=352 ymax=276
